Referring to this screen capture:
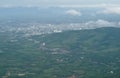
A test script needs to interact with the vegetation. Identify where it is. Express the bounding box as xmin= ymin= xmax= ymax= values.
xmin=0 ymin=27 xmax=120 ymax=78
